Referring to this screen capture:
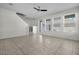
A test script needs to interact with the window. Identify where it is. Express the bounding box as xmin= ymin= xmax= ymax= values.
xmin=53 ymin=17 xmax=62 ymax=31
xmin=63 ymin=14 xmax=76 ymax=32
